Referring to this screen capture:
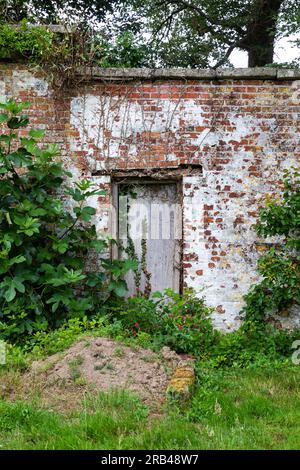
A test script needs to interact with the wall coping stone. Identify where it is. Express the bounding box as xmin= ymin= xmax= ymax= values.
xmin=76 ymin=66 xmax=300 ymax=81
xmin=2 ymin=62 xmax=300 ymax=81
